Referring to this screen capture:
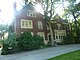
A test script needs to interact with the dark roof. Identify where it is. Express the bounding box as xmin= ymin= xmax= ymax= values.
xmin=21 ymin=2 xmax=35 ymax=11
xmin=15 ymin=2 xmax=36 ymax=16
